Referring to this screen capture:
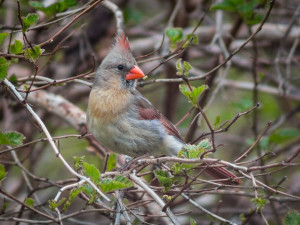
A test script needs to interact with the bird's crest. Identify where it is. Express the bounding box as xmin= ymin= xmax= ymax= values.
xmin=115 ymin=32 xmax=130 ymax=51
